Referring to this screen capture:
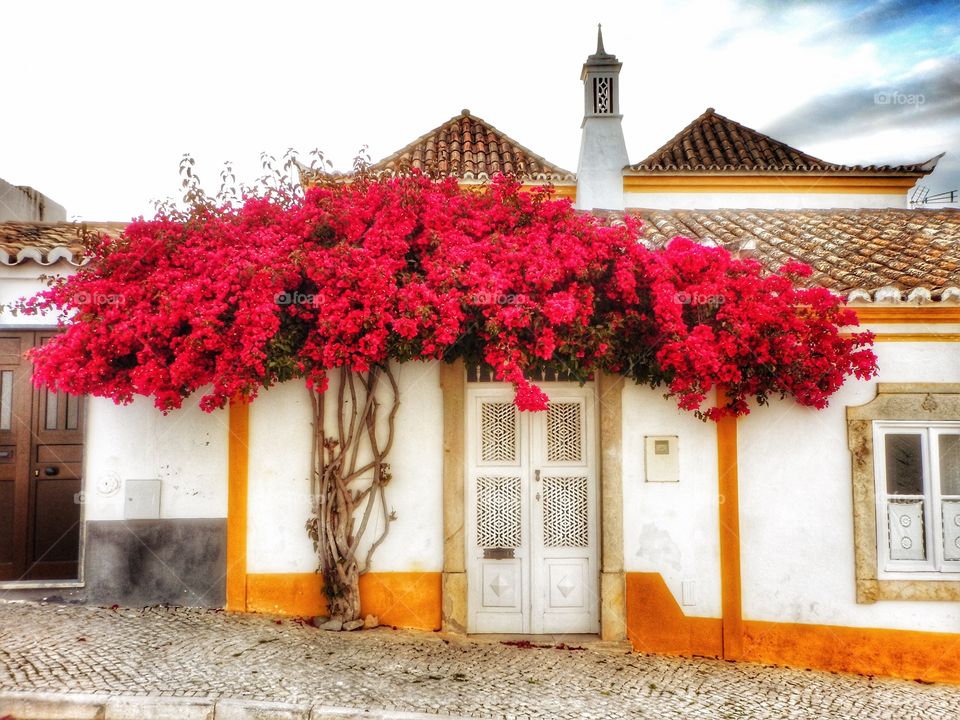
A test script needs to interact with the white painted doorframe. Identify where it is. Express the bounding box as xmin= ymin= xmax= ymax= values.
xmin=465 ymin=383 xmax=599 ymax=634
